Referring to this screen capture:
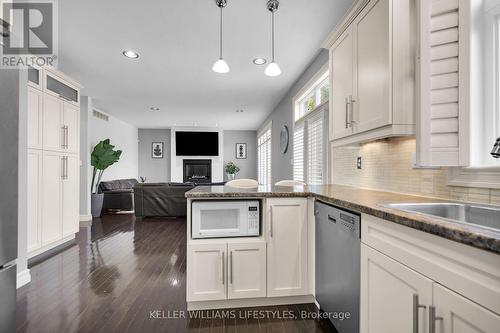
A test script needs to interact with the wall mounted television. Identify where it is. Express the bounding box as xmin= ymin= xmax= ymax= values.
xmin=175 ymin=131 xmax=219 ymax=156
